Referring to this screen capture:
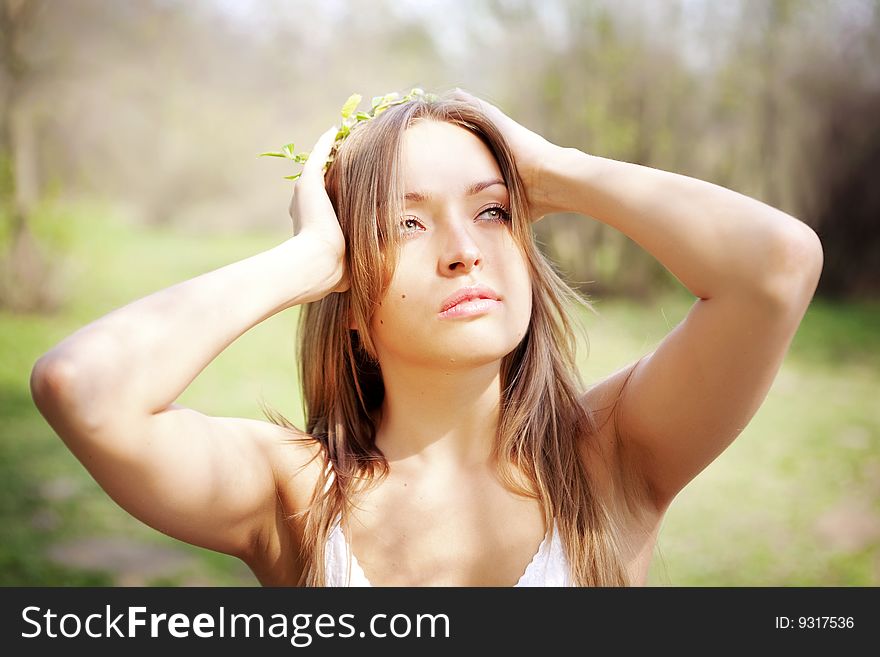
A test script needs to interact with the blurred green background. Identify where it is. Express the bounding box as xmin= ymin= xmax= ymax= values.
xmin=1 ymin=0 xmax=878 ymax=586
